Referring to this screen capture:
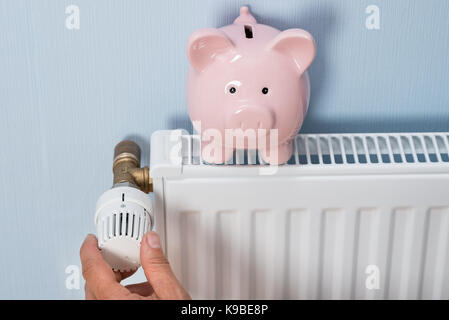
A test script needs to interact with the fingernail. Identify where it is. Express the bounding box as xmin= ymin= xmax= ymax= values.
xmin=147 ymin=232 xmax=160 ymax=249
